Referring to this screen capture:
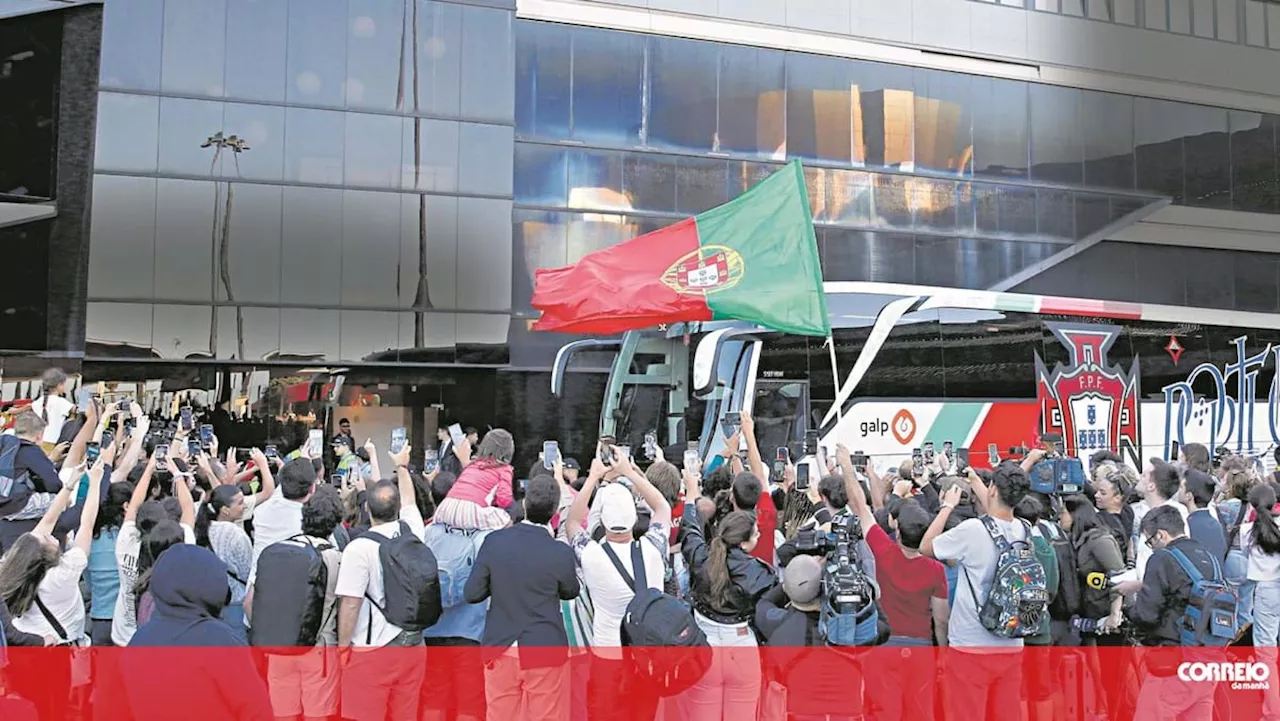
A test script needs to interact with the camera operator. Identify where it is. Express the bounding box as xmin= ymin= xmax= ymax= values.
xmin=754 ymin=554 xmax=861 ymax=721
xmin=776 ymin=469 xmax=876 ymax=584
